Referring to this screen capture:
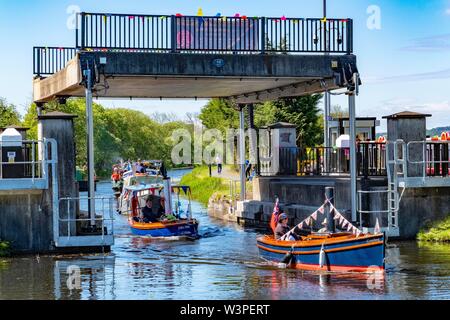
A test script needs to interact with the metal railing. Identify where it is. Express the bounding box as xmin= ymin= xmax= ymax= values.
xmin=0 ymin=140 xmax=44 ymax=181
xmin=33 ymin=47 xmax=77 ymax=76
xmin=272 ymin=142 xmax=387 ymax=177
xmin=34 ymin=13 xmax=353 ymax=76
xmin=75 ymin=12 xmax=353 ymax=54
xmin=408 ymin=141 xmax=450 ymax=178
xmin=59 ymin=196 xmax=115 ymax=239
